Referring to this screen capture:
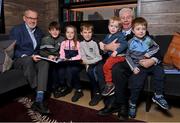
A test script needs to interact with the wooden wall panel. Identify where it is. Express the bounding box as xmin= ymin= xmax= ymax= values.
xmin=140 ymin=0 xmax=180 ymax=35
xmin=148 ymin=24 xmax=180 ymax=35
xmin=143 ymin=13 xmax=180 ymax=25
xmin=4 ymin=0 xmax=59 ymax=34
xmin=141 ymin=0 xmax=180 ymax=14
